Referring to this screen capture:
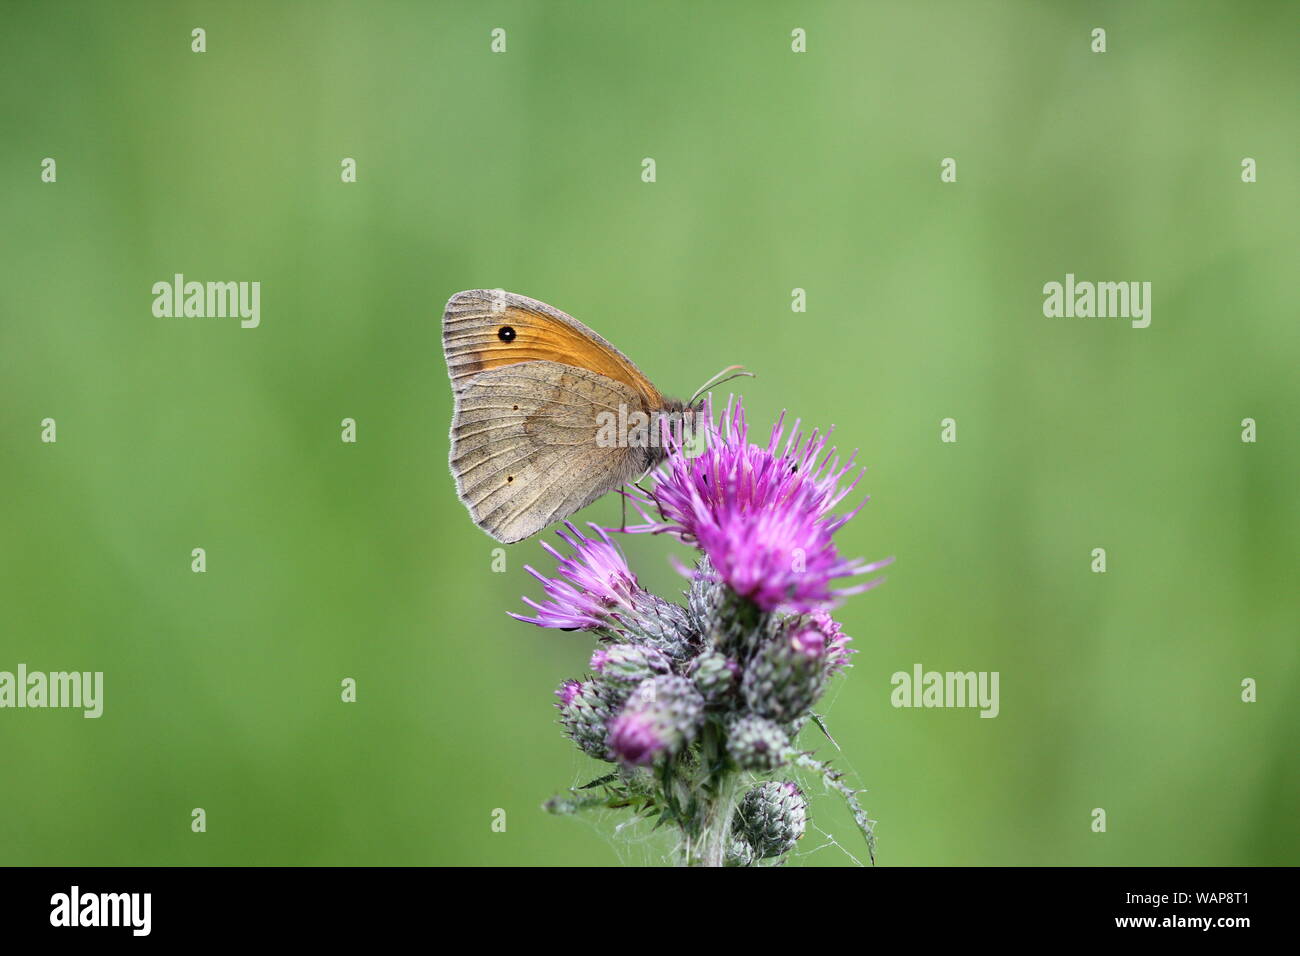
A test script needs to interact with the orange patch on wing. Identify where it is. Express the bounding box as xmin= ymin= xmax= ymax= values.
xmin=458 ymin=305 xmax=662 ymax=403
